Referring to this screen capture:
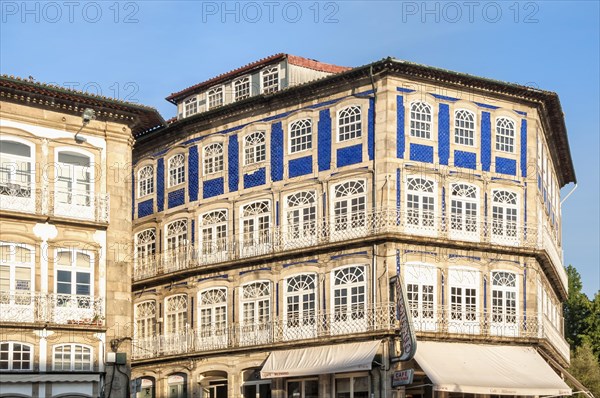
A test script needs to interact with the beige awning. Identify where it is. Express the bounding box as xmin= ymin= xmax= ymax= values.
xmin=261 ymin=340 xmax=380 ymax=378
xmin=415 ymin=341 xmax=571 ymax=396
